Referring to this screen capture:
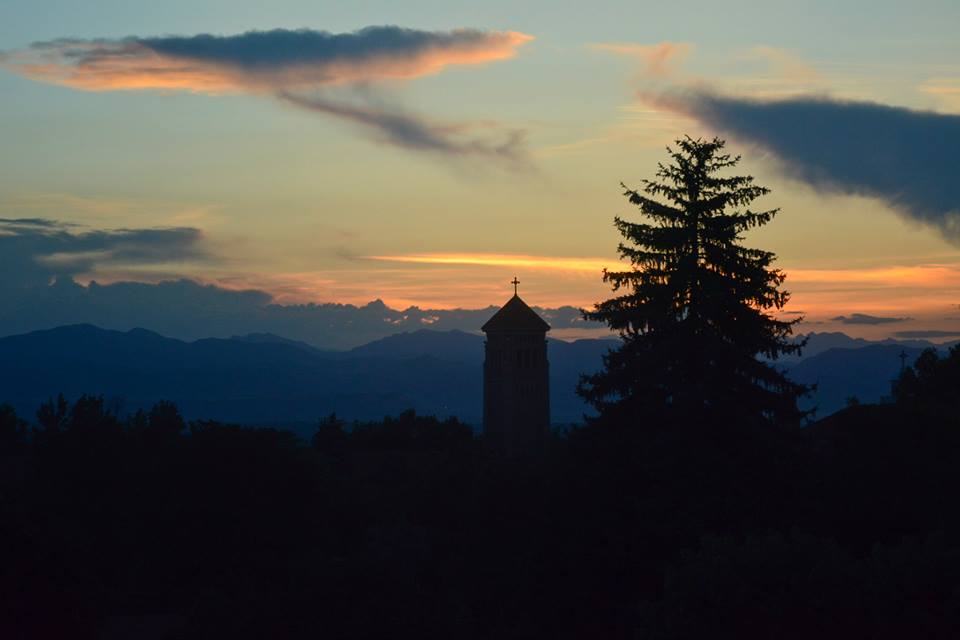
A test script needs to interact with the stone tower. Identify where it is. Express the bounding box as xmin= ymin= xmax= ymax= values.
xmin=481 ymin=280 xmax=550 ymax=456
